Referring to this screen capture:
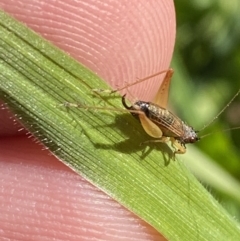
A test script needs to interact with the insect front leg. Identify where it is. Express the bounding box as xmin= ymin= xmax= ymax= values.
xmin=141 ymin=136 xmax=170 ymax=145
xmin=170 ymin=138 xmax=186 ymax=154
